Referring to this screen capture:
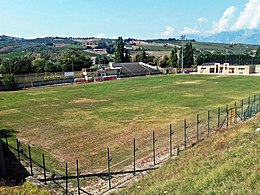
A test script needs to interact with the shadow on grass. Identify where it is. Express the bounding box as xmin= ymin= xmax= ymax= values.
xmin=0 ymin=129 xmax=30 ymax=186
